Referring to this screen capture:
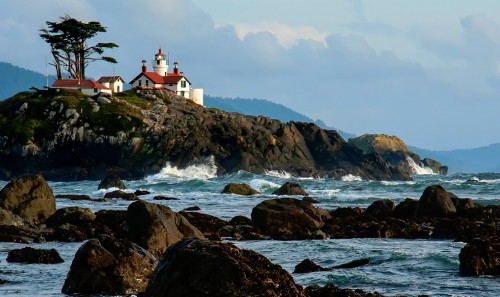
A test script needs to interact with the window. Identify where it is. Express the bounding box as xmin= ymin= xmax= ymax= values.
xmin=146 ymin=80 xmax=149 ymax=87
xmin=181 ymin=80 xmax=186 ymax=88
xmin=94 ymin=88 xmax=98 ymax=93
xmin=138 ymin=80 xmax=142 ymax=86
xmin=117 ymin=86 xmax=120 ymax=92
xmin=180 ymin=91 xmax=185 ymax=96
